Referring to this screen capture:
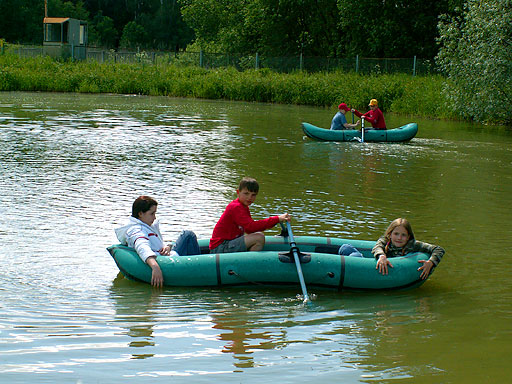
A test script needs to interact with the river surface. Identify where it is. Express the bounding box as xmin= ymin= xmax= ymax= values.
xmin=0 ymin=92 xmax=511 ymax=383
